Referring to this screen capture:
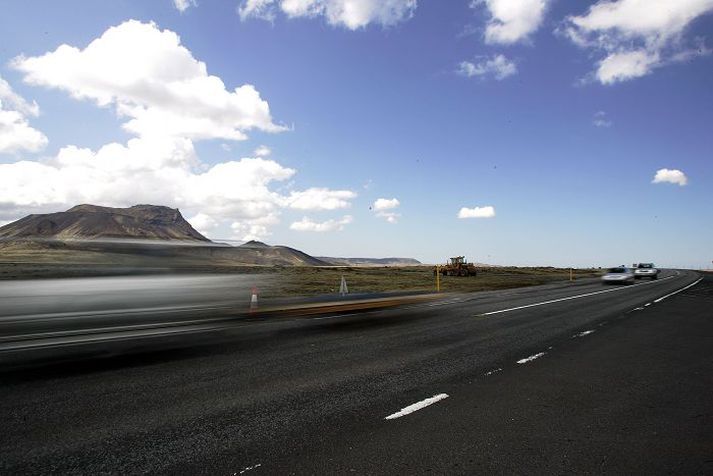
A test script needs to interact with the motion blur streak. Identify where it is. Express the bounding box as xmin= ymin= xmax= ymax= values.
xmin=0 ymin=275 xmax=266 ymax=354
